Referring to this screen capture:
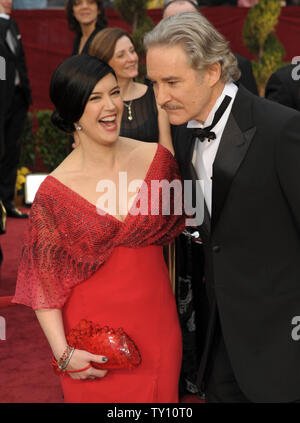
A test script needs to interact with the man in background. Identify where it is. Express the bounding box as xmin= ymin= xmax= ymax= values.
xmin=0 ymin=1 xmax=6 ymax=266
xmin=0 ymin=0 xmax=32 ymax=218
xmin=265 ymin=63 xmax=300 ymax=112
